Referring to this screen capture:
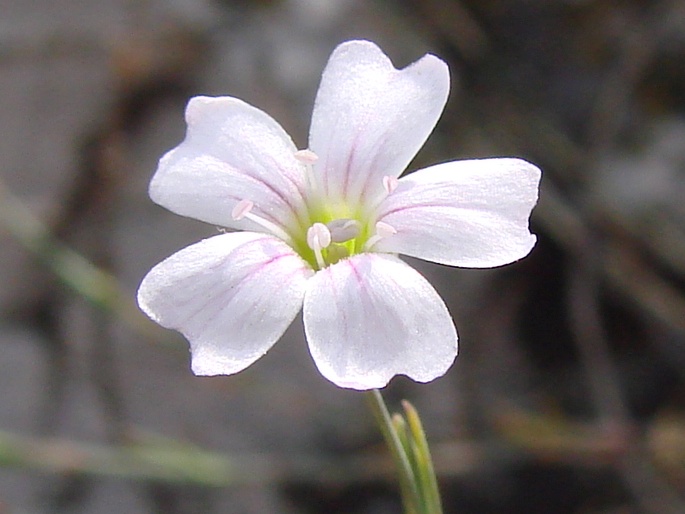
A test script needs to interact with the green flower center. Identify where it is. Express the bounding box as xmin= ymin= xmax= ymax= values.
xmin=232 ymin=150 xmax=399 ymax=271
